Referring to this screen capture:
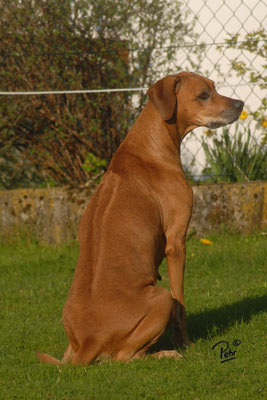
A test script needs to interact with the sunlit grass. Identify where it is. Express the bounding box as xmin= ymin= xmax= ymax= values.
xmin=0 ymin=232 xmax=266 ymax=399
